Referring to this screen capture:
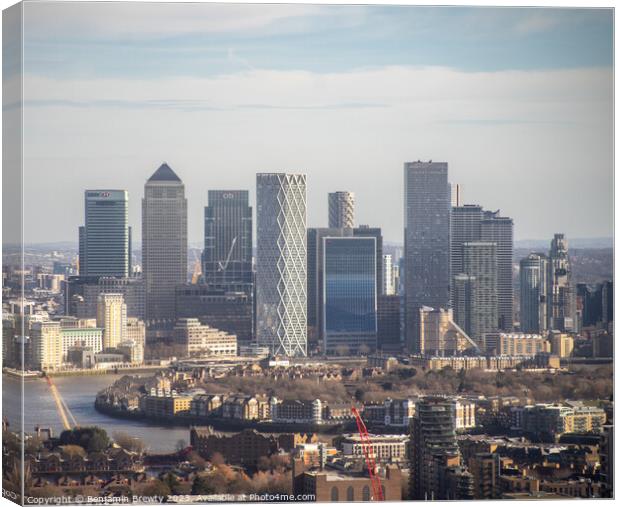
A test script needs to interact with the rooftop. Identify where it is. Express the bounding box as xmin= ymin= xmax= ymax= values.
xmin=147 ymin=163 xmax=182 ymax=183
